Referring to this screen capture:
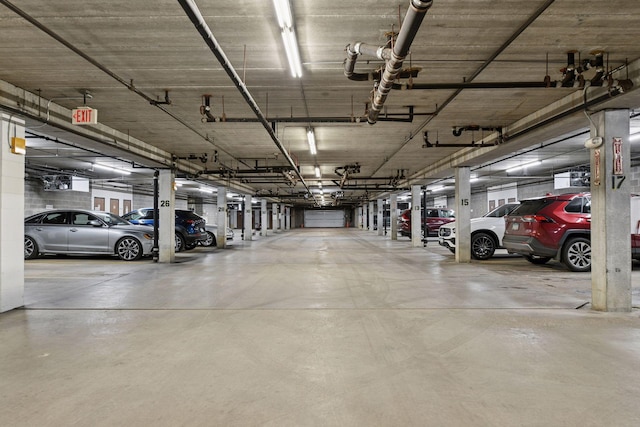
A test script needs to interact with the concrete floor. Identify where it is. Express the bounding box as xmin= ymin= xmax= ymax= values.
xmin=2 ymin=228 xmax=640 ymax=426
